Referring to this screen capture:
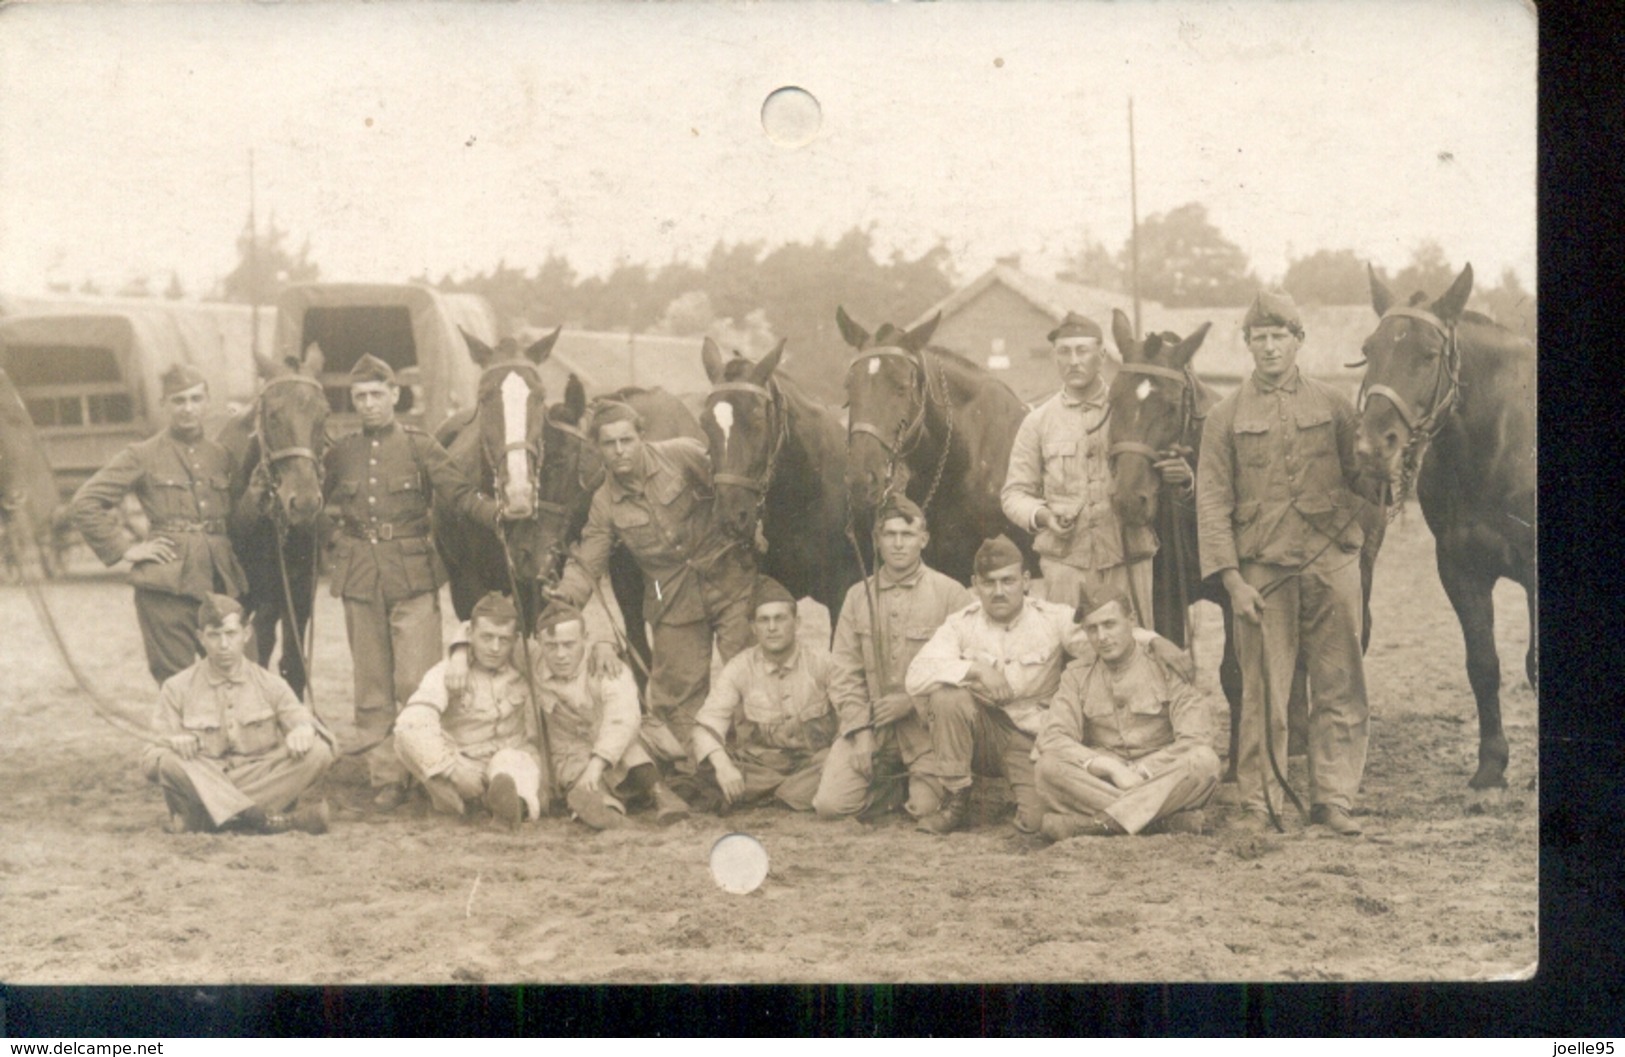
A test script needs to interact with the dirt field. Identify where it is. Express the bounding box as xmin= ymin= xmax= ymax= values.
xmin=0 ymin=508 xmax=1536 ymax=984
